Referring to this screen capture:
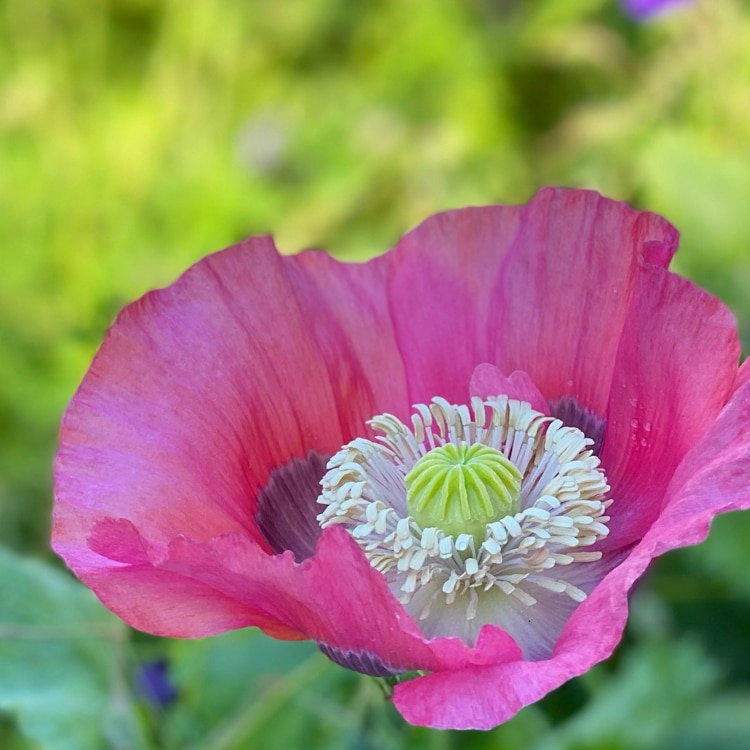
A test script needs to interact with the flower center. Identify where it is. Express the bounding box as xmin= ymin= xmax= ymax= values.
xmin=405 ymin=443 xmax=522 ymax=544
xmin=316 ymin=395 xmax=612 ymax=640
